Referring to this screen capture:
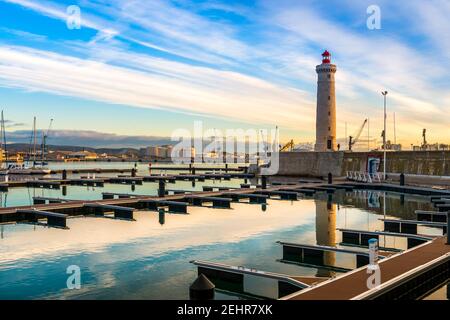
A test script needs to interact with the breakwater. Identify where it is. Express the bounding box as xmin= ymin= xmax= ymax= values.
xmin=277 ymin=151 xmax=450 ymax=177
